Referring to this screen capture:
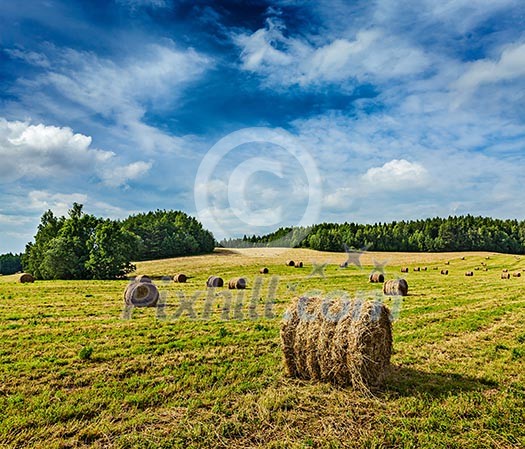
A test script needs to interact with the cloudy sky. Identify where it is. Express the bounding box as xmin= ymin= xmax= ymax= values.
xmin=1 ymin=0 xmax=525 ymax=253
